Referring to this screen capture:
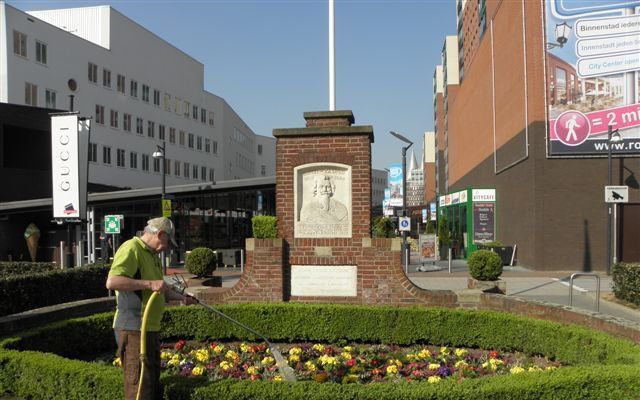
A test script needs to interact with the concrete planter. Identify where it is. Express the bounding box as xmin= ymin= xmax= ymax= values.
xmin=467 ymin=277 xmax=506 ymax=294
